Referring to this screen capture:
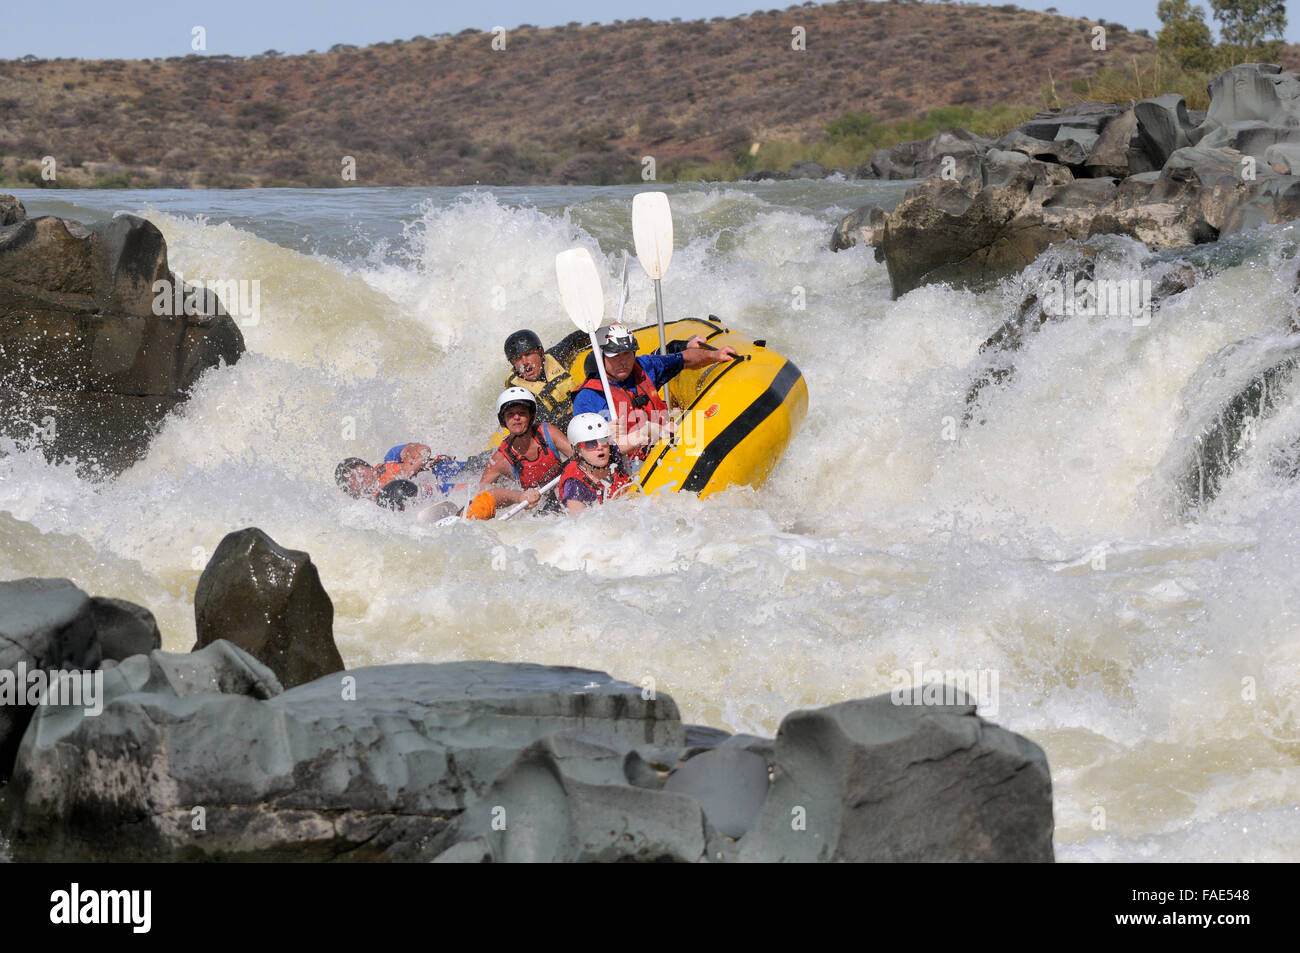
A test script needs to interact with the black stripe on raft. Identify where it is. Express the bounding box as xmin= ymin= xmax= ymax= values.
xmin=679 ymin=359 xmax=802 ymax=494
